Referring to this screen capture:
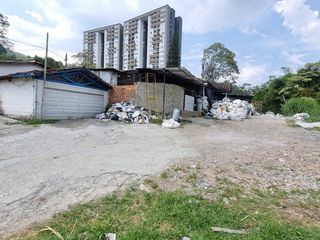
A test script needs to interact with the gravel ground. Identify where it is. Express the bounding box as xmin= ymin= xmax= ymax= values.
xmin=184 ymin=116 xmax=320 ymax=192
xmin=0 ymin=117 xmax=197 ymax=238
xmin=0 ymin=115 xmax=319 ymax=237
